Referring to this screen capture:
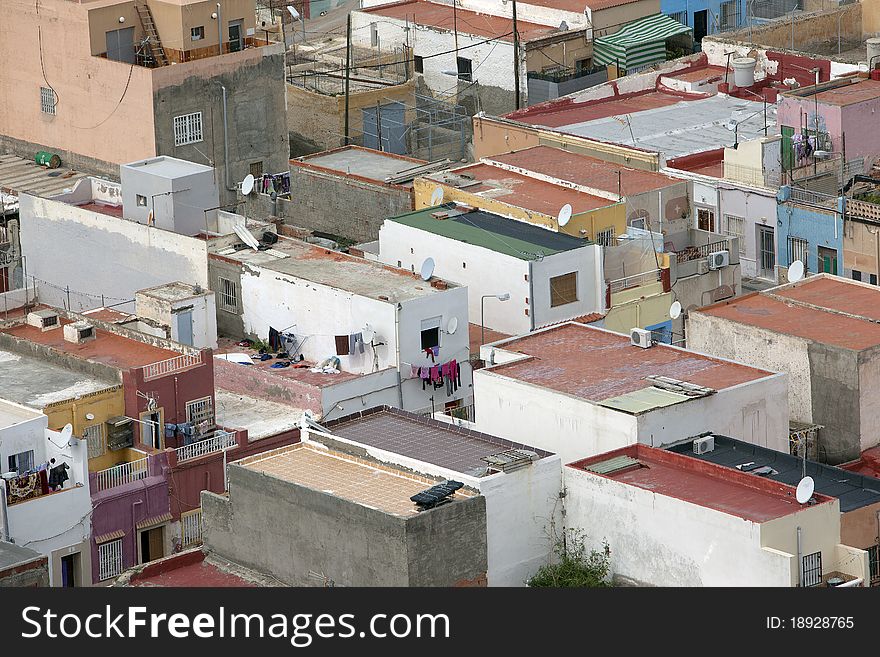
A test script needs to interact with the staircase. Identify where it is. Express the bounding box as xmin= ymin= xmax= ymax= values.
xmin=134 ymin=1 xmax=168 ymax=67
